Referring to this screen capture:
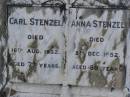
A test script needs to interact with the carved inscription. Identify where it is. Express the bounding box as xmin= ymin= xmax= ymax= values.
xmin=8 ymin=7 xmax=65 ymax=84
xmin=8 ymin=6 xmax=127 ymax=89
